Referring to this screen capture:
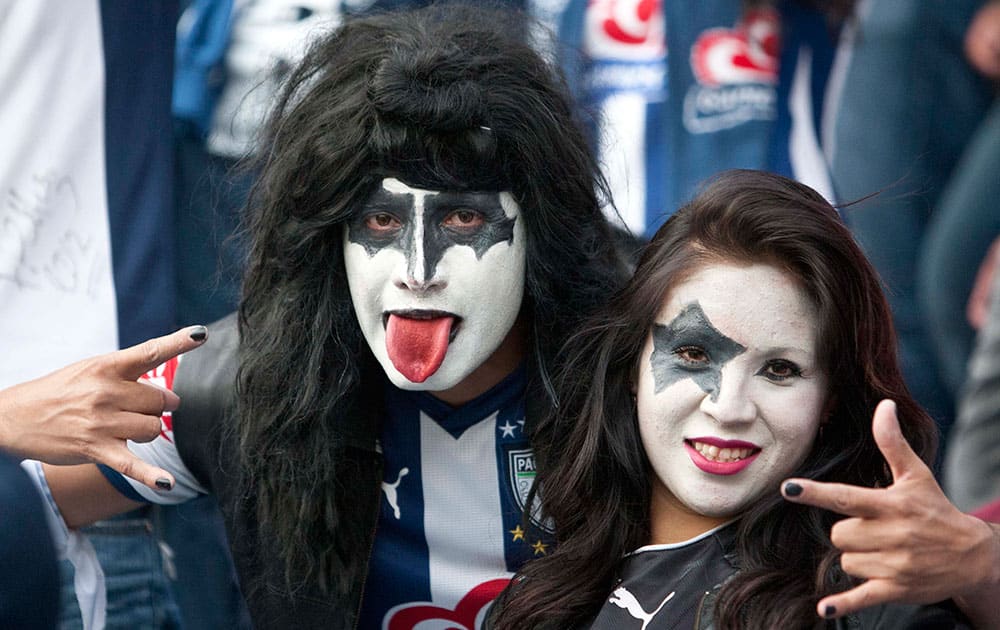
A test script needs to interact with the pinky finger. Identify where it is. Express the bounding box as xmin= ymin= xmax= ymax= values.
xmin=103 ymin=446 xmax=175 ymax=492
xmin=817 ymin=580 xmax=903 ymax=619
